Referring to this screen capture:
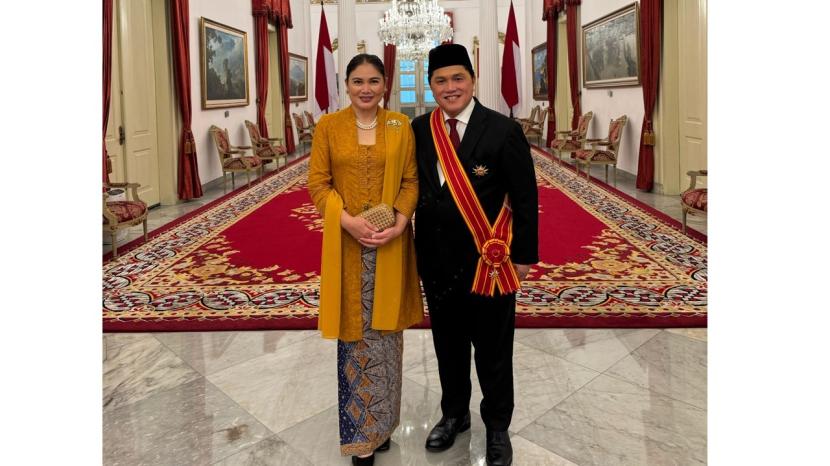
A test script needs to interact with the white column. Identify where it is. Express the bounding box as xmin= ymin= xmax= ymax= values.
xmin=478 ymin=0 xmax=500 ymax=110
xmin=524 ymin=0 xmax=535 ymax=119
xmin=305 ymin=0 xmax=313 ymax=111
xmin=338 ymin=0 xmax=357 ymax=106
